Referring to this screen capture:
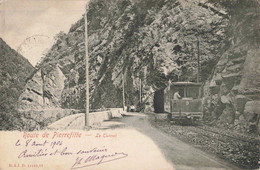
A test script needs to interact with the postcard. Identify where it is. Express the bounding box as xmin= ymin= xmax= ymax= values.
xmin=0 ymin=0 xmax=259 ymax=169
